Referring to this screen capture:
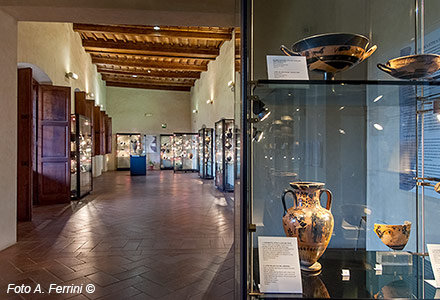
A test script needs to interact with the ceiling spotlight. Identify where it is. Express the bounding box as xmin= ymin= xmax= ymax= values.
xmin=147 ymin=70 xmax=151 ymax=73
xmin=132 ymin=75 xmax=138 ymax=78
xmin=65 ymin=72 xmax=78 ymax=80
xmin=373 ymin=95 xmax=383 ymax=103
xmin=373 ymin=123 xmax=384 ymax=131
xmin=253 ymin=99 xmax=271 ymax=121
xmin=252 ymin=128 xmax=264 ymax=142
xmin=153 ymin=26 xmax=160 ymax=30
